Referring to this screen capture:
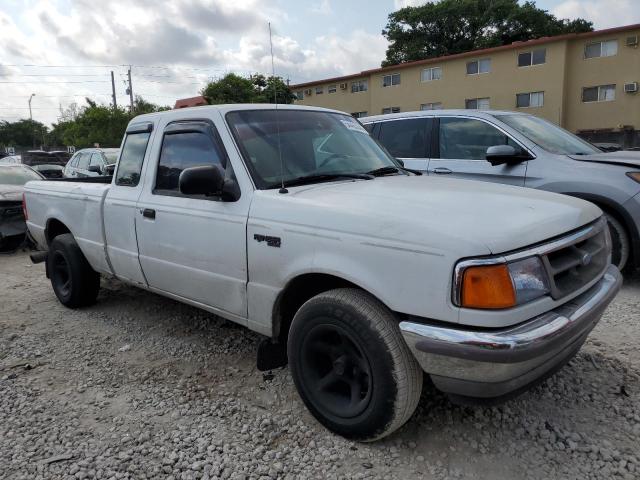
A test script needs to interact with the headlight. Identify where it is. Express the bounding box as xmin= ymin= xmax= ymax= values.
xmin=454 ymin=256 xmax=549 ymax=309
